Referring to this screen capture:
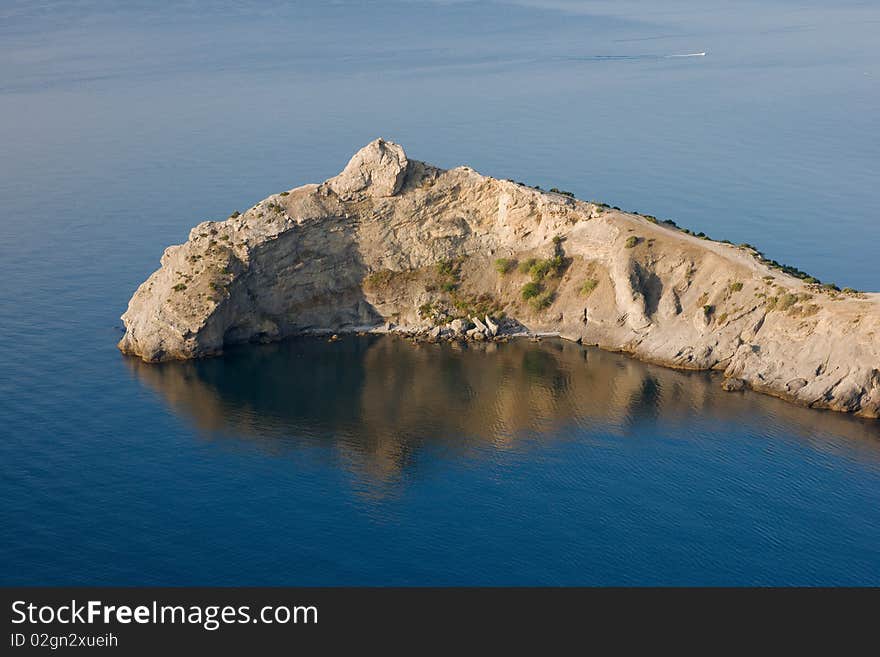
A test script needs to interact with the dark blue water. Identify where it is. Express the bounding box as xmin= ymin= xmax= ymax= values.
xmin=1 ymin=1 xmax=878 ymax=585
